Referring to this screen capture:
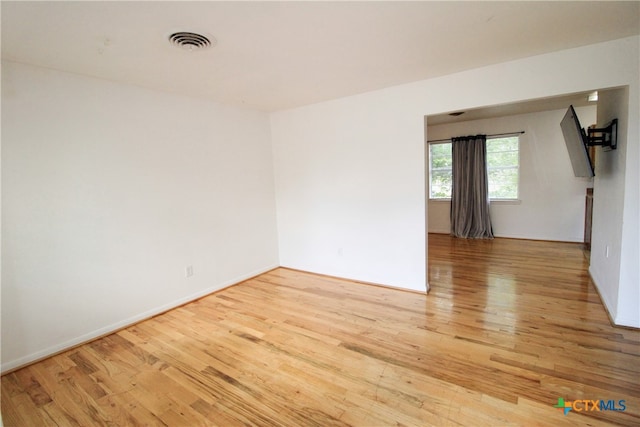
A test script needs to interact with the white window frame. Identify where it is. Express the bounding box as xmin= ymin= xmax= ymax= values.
xmin=428 ymin=136 xmax=520 ymax=201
